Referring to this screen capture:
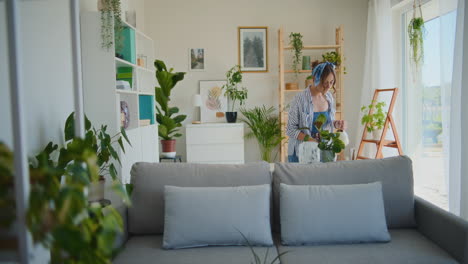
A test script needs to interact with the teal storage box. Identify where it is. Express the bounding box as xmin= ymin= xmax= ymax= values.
xmin=139 ymin=95 xmax=155 ymax=125
xmin=116 ymin=27 xmax=136 ymax=64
